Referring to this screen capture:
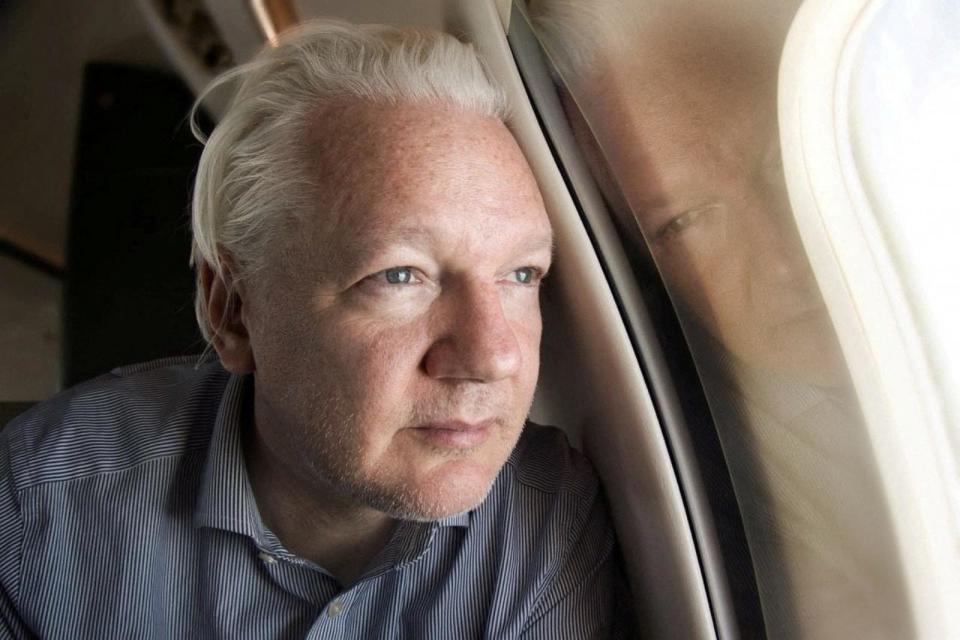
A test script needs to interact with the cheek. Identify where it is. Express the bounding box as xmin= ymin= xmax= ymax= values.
xmin=252 ymin=298 xmax=421 ymax=391
xmin=320 ymin=319 xmax=431 ymax=410
xmin=507 ymin=303 xmax=544 ymax=386
xmin=655 ymin=253 xmax=751 ymax=341
xmin=657 ymin=253 xmax=713 ymax=314
xmin=502 ymin=291 xmax=543 ymax=337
